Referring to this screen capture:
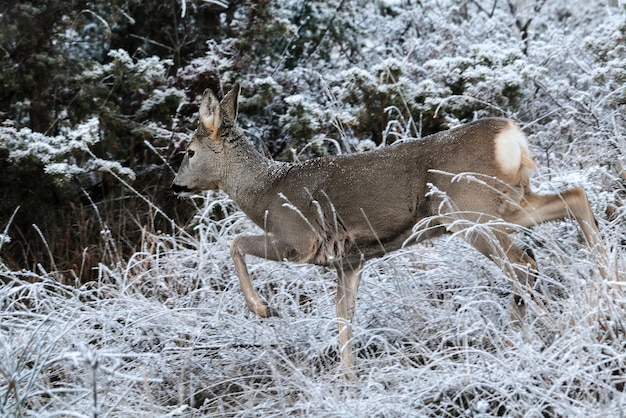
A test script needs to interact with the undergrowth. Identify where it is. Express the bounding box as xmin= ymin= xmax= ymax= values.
xmin=1 ymin=182 xmax=624 ymax=416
